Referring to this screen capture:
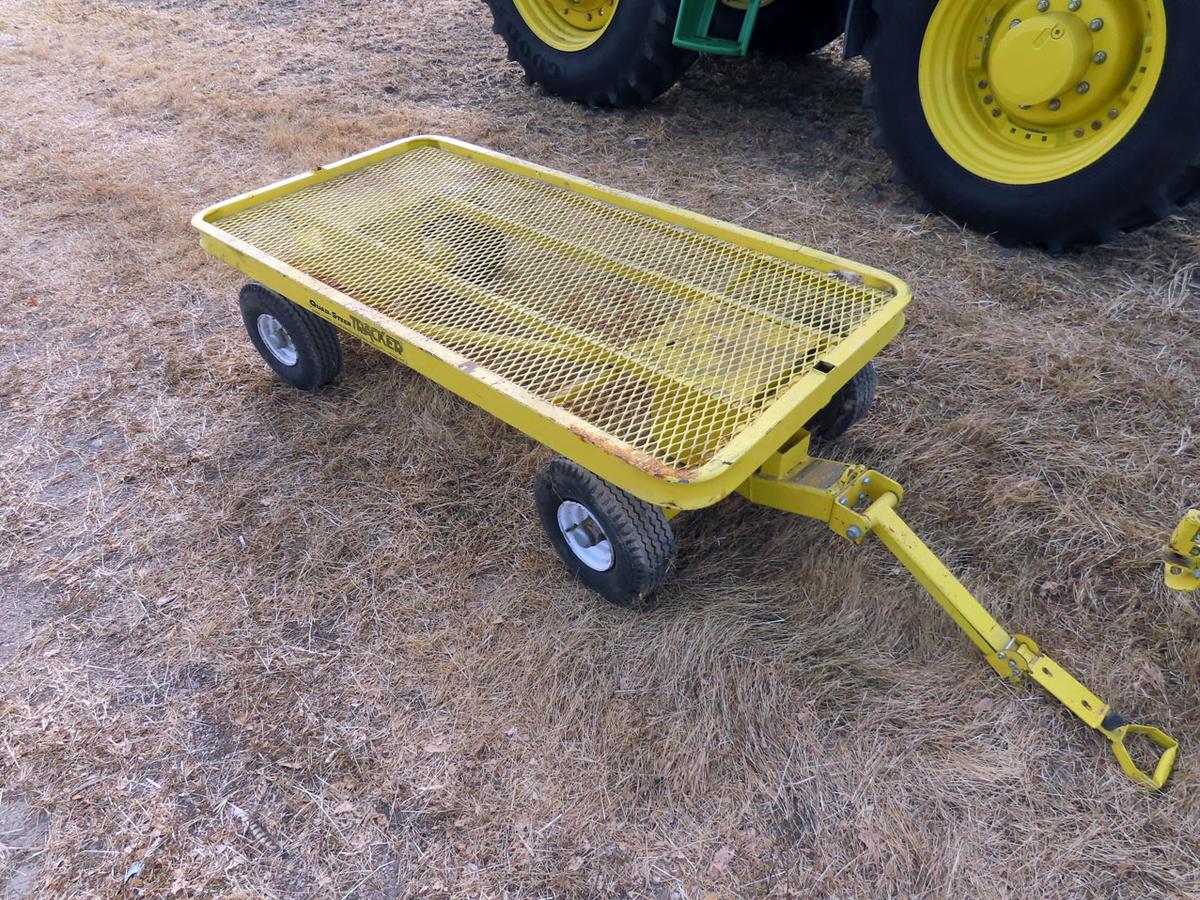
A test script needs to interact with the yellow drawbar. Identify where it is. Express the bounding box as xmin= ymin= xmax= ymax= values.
xmin=1165 ymin=510 xmax=1200 ymax=592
